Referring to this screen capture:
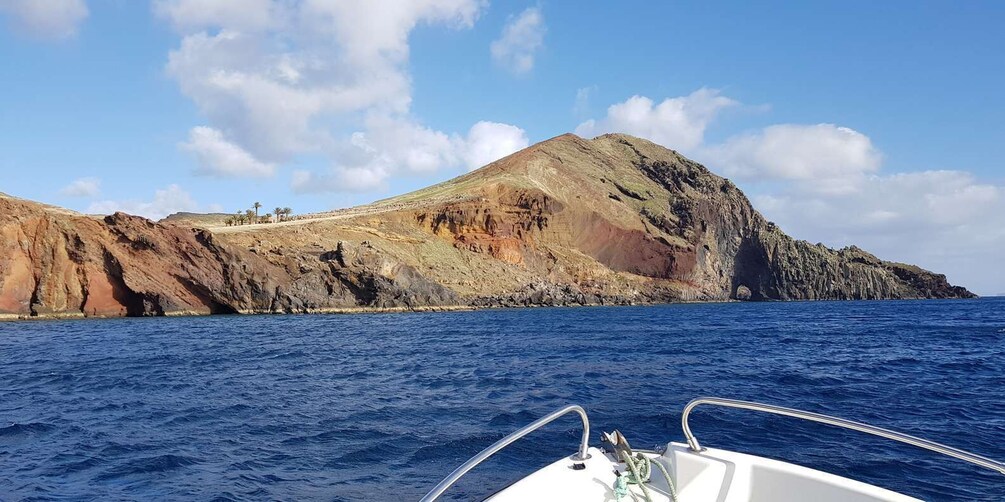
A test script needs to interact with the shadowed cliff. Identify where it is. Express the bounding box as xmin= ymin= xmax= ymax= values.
xmin=0 ymin=134 xmax=974 ymax=318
